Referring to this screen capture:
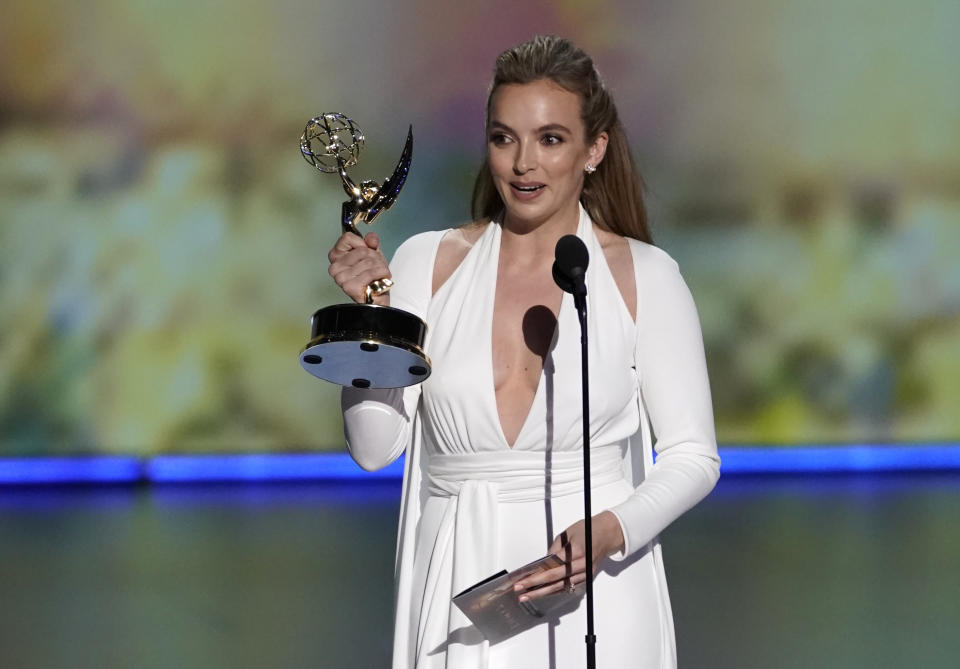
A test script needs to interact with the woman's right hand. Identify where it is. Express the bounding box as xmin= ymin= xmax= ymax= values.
xmin=328 ymin=231 xmax=391 ymax=305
